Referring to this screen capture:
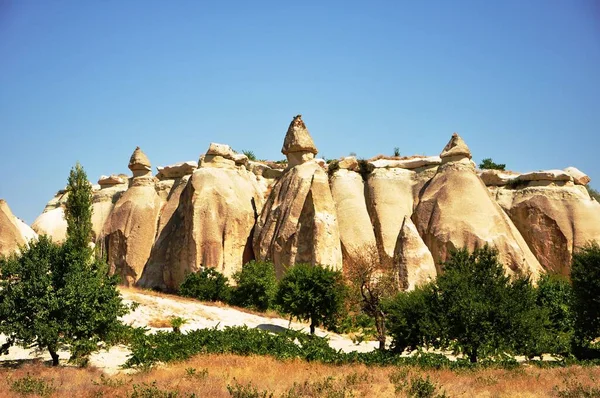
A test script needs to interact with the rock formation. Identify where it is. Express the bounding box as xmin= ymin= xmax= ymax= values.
xmin=0 ymin=200 xmax=27 ymax=256
xmin=330 ymin=165 xmax=377 ymax=262
xmin=28 ymin=117 xmax=600 ymax=290
xmin=412 ymin=133 xmax=543 ymax=277
xmin=138 ymin=143 xmax=262 ymax=290
xmin=101 ymin=147 xmax=163 ymax=286
xmin=490 ymin=174 xmax=600 ymax=275
xmin=254 ymin=115 xmax=342 ymax=277
xmin=394 ymin=216 xmax=437 ymax=290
